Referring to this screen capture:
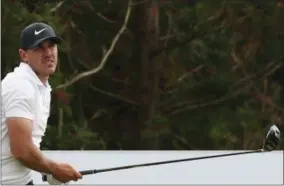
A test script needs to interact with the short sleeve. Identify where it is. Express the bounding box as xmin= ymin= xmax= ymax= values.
xmin=3 ymin=81 xmax=36 ymax=120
